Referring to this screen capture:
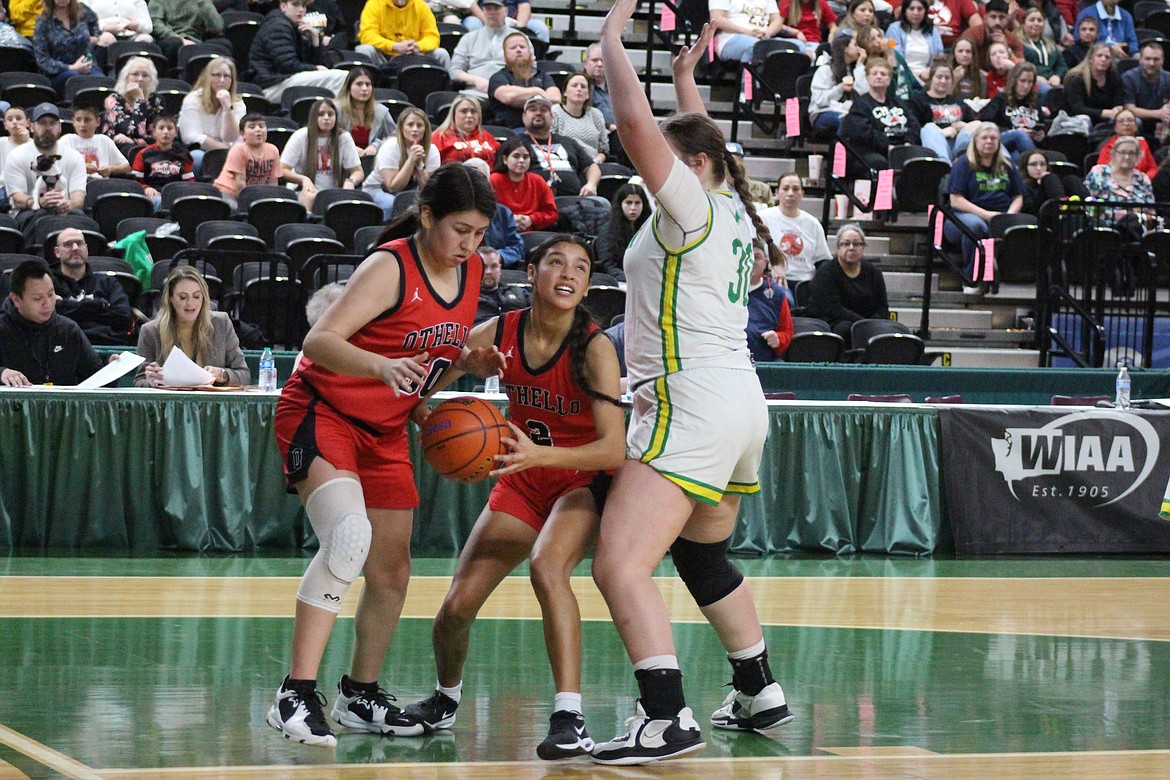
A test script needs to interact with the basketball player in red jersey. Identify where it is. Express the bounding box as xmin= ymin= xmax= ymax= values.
xmin=404 ymin=235 xmax=625 ymax=760
xmin=268 ymin=163 xmax=507 ymax=748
